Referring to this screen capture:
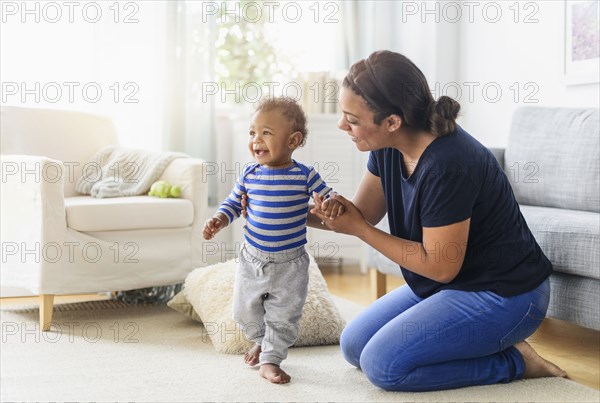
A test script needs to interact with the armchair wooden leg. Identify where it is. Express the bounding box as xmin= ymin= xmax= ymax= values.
xmin=39 ymin=294 xmax=54 ymax=332
xmin=370 ymin=268 xmax=387 ymax=301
